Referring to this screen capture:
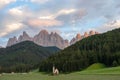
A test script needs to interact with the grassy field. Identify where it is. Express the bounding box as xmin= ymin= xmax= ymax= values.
xmin=0 ymin=66 xmax=120 ymax=80
xmin=0 ymin=72 xmax=120 ymax=80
